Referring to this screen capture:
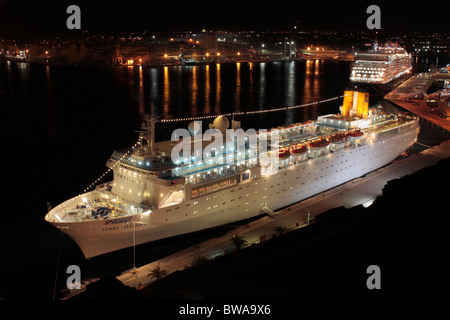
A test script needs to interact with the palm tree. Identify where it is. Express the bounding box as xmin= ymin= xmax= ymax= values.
xmin=259 ymin=233 xmax=267 ymax=242
xmin=229 ymin=234 xmax=248 ymax=250
xmin=274 ymin=225 xmax=288 ymax=235
xmin=147 ymin=266 xmax=167 ymax=281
